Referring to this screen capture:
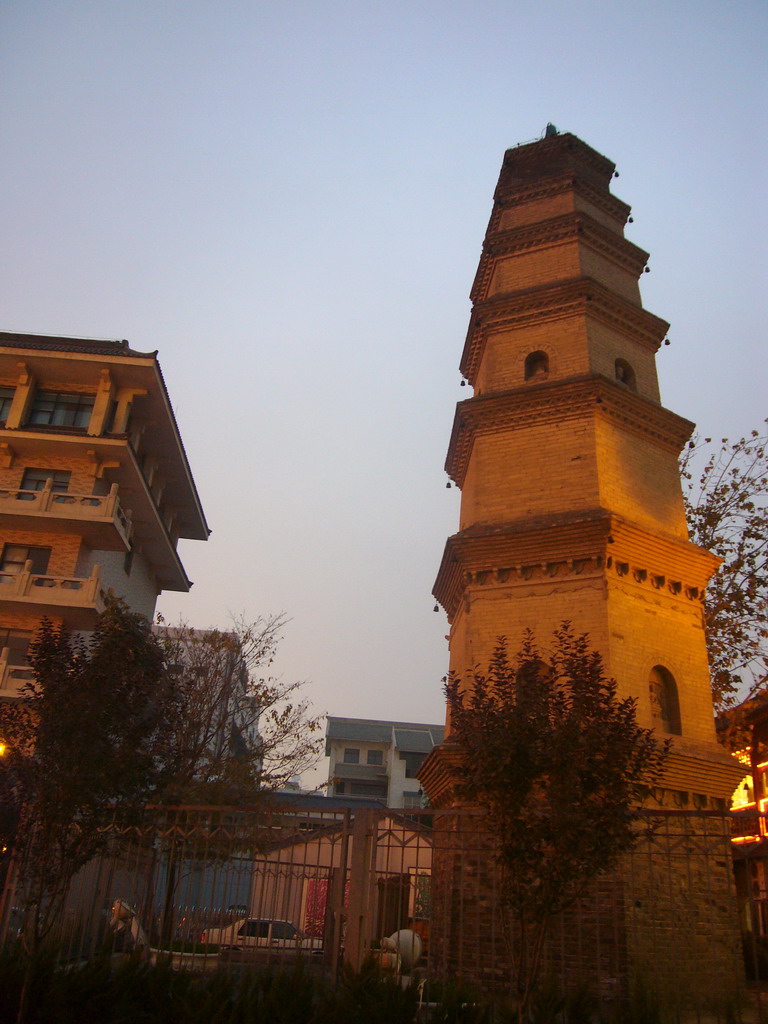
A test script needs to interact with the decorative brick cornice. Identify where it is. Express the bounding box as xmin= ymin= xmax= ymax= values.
xmin=433 ymin=511 xmax=611 ymax=617
xmin=470 ymin=212 xmax=648 ymax=305
xmin=490 ymin=172 xmax=630 ymax=229
xmin=445 ymin=376 xmax=692 ymax=486
xmin=487 ymin=213 xmax=646 ymax=268
xmin=417 ymin=739 xmax=467 ymax=809
xmin=460 ymin=277 xmax=669 ymax=382
xmin=432 ymin=511 xmax=720 ymax=621
xmin=659 ymin=749 xmax=745 ymax=800
xmin=495 ymin=133 xmax=616 ymax=196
